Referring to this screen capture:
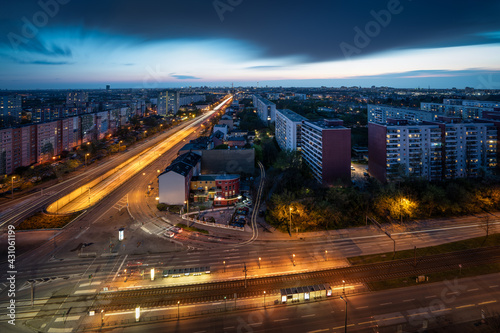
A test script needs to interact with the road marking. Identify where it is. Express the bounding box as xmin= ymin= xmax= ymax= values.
xmin=55 ymin=316 xmax=81 ymax=322
xmin=431 ymin=308 xmax=451 ymax=313
xmin=79 ymin=281 xmax=101 ymax=287
xmin=358 ymin=320 xmax=375 ymax=325
xmin=489 ymin=285 xmax=499 ymax=288
xmin=74 ymin=289 xmax=96 ymax=294
xmin=425 ymin=295 xmax=436 ymax=299
xmin=112 ymin=254 xmax=128 ymax=282
xmin=356 ymin=306 xmax=369 ymax=309
xmin=302 ymin=314 xmax=316 ymax=318
xmin=408 ymin=312 xmax=427 ymax=317
xmin=467 ymin=288 xmax=479 ymax=292
xmin=380 ymin=302 xmax=392 ymax=306
xmin=274 ymin=318 xmax=289 ymax=322
xmin=332 ymin=324 xmax=355 ymax=329
xmin=456 ymin=304 xmax=475 ymax=309
xmin=307 ymin=329 xmax=329 ymax=333
xmin=478 ymin=300 xmax=497 ymax=305
xmin=48 ymin=328 xmax=73 ymax=333
xmin=382 ymin=316 xmax=404 ymax=321
xmin=403 ymin=299 xmax=415 ymax=302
